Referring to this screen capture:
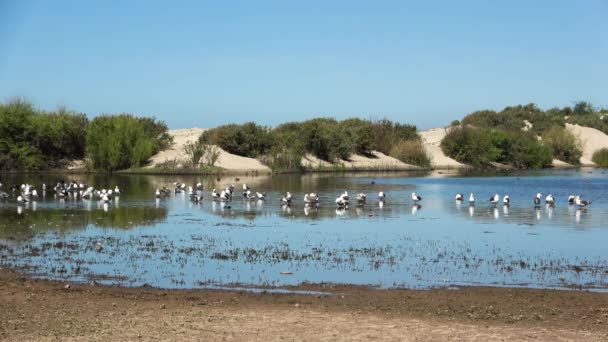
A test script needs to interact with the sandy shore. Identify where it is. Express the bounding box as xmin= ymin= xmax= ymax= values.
xmin=418 ymin=127 xmax=467 ymax=169
xmin=1 ymin=268 xmax=607 ymax=341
